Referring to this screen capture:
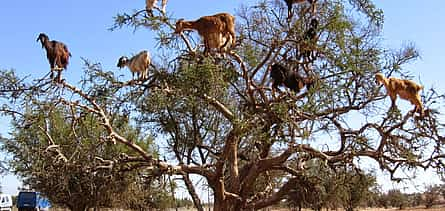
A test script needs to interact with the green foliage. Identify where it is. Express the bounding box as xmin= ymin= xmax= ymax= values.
xmin=285 ymin=160 xmax=379 ymax=211
xmin=386 ymin=189 xmax=408 ymax=209
xmin=348 ymin=0 xmax=384 ymax=27
xmin=0 ymin=0 xmax=444 ymax=210
xmin=424 ymin=184 xmax=441 ymax=208
xmin=1 ymin=107 xmax=165 ymax=210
